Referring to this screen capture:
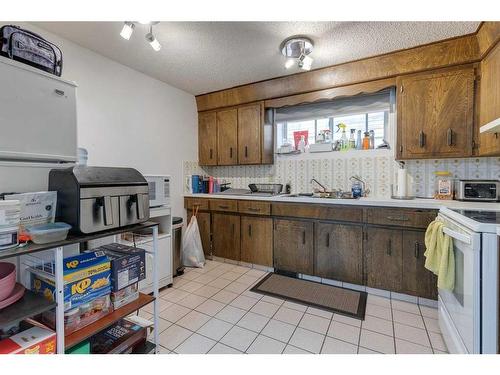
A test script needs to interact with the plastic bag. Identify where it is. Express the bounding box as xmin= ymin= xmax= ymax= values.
xmin=181 ymin=208 xmax=205 ymax=268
